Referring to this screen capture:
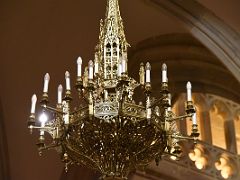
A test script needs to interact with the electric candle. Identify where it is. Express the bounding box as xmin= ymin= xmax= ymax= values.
xmin=94 ymin=55 xmax=99 ymax=74
xmin=77 ymin=57 xmax=82 ymax=77
xmin=186 ymin=81 xmax=192 ymax=101
xmin=89 ymin=60 xmax=94 ymax=79
xmin=192 ymin=113 xmax=197 ymax=125
xmin=118 ymin=63 xmax=122 ymax=77
xmin=139 ymin=63 xmax=145 ymax=85
xmin=122 ymin=58 xmax=126 ymax=73
xmin=31 ymin=94 xmax=37 ymax=114
xmin=146 ymin=62 xmax=151 ymax=83
xmin=65 ymin=71 xmax=71 ymax=91
xmin=162 ymin=63 xmax=167 ymax=83
xmin=58 ymin=84 xmax=63 ymax=104
xmin=43 ymin=73 xmax=50 ymax=93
